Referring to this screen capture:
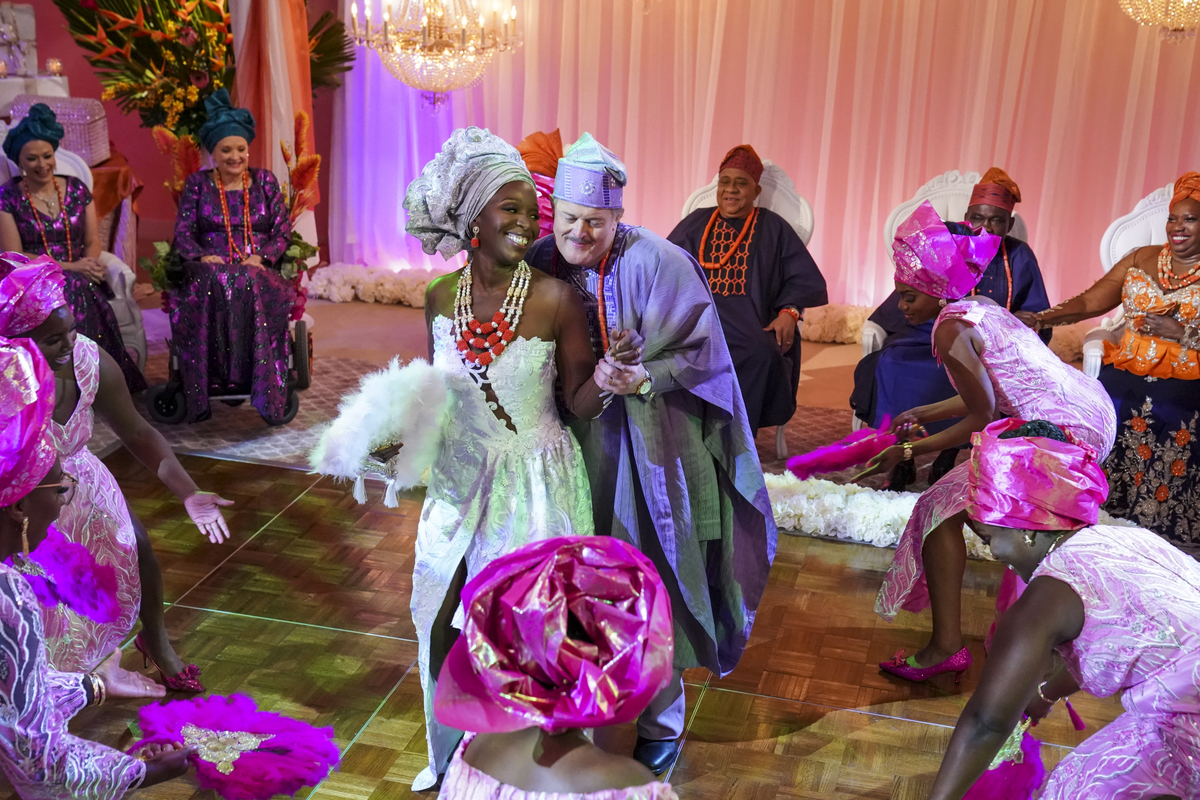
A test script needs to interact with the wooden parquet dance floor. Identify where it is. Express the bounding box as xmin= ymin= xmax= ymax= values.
xmin=18 ymin=451 xmax=1124 ymax=799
